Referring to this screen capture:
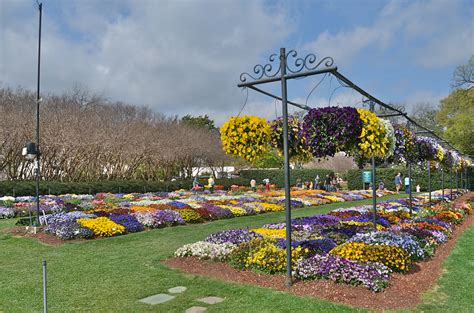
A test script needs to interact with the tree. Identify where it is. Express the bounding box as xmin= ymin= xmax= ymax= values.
xmin=452 ymin=55 xmax=474 ymax=89
xmin=181 ymin=114 xmax=215 ymax=130
xmin=411 ymin=102 xmax=444 ymax=135
xmin=252 ymin=149 xmax=284 ymax=169
xmin=436 ymin=88 xmax=474 ymax=155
